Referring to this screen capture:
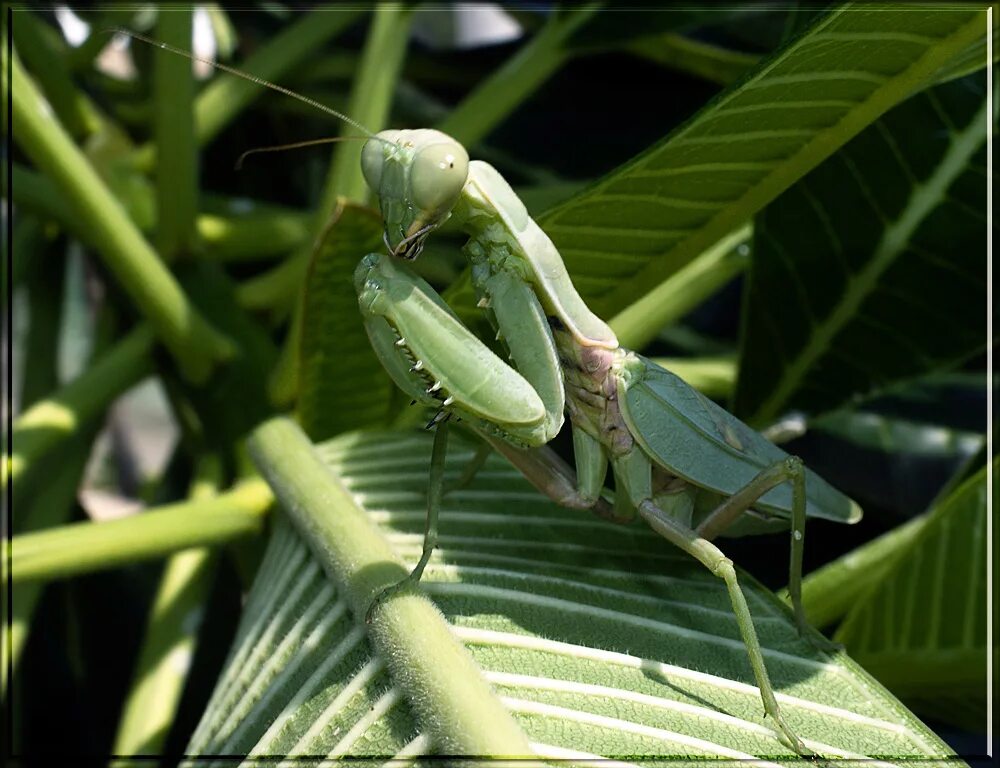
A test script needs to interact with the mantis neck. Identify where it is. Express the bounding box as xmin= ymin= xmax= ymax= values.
xmin=453 ymin=161 xmax=619 ymax=350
